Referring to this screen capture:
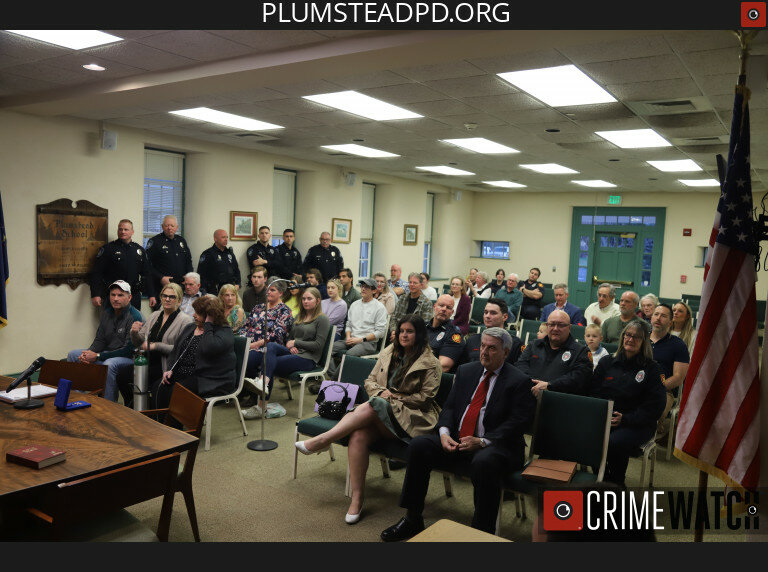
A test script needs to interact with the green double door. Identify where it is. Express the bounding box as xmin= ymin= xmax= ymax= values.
xmin=568 ymin=207 xmax=666 ymax=311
